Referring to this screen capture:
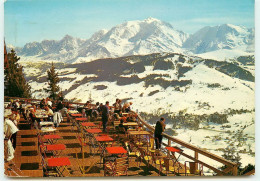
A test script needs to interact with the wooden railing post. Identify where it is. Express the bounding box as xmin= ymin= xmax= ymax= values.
xmin=167 ymin=139 xmax=171 ymax=156
xmin=194 ymin=151 xmax=198 ymax=170
xmin=232 ymin=165 xmax=238 ymax=176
